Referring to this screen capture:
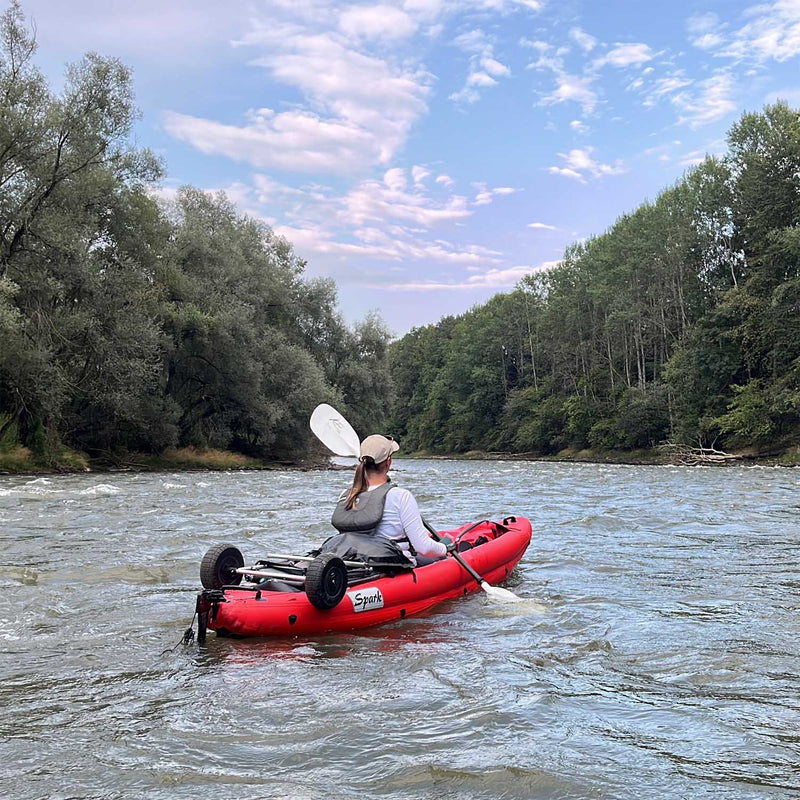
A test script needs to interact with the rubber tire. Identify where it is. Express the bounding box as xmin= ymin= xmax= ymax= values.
xmin=305 ymin=553 xmax=348 ymax=610
xmin=200 ymin=544 xmax=244 ymax=589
